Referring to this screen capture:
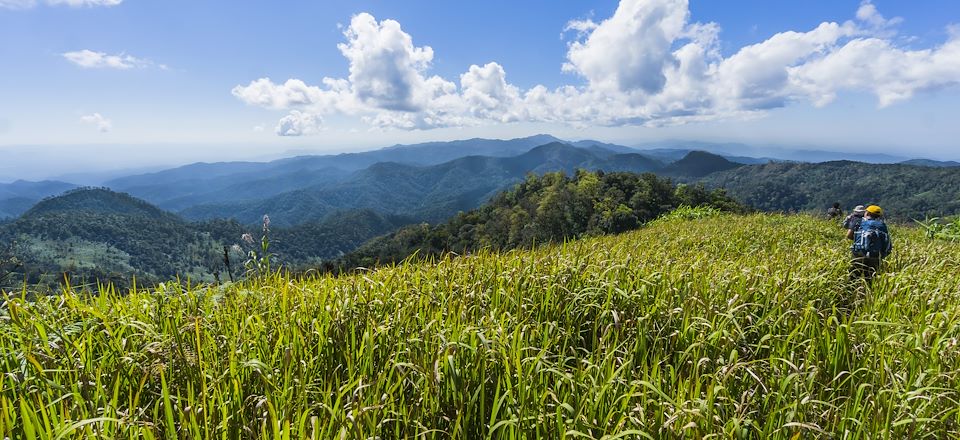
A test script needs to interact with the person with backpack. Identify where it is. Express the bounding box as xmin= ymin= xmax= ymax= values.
xmin=842 ymin=205 xmax=866 ymax=233
xmin=849 ymin=205 xmax=892 ymax=281
xmin=827 ymin=202 xmax=843 ymax=220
